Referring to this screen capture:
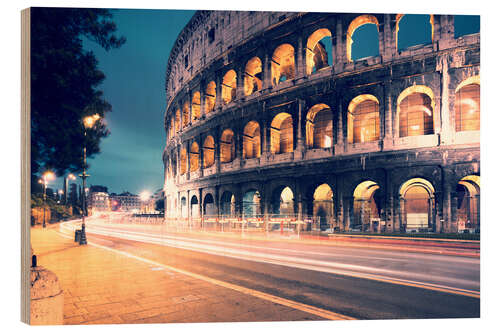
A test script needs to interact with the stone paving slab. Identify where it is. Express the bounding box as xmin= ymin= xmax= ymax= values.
xmin=30 ymin=227 xmax=323 ymax=325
